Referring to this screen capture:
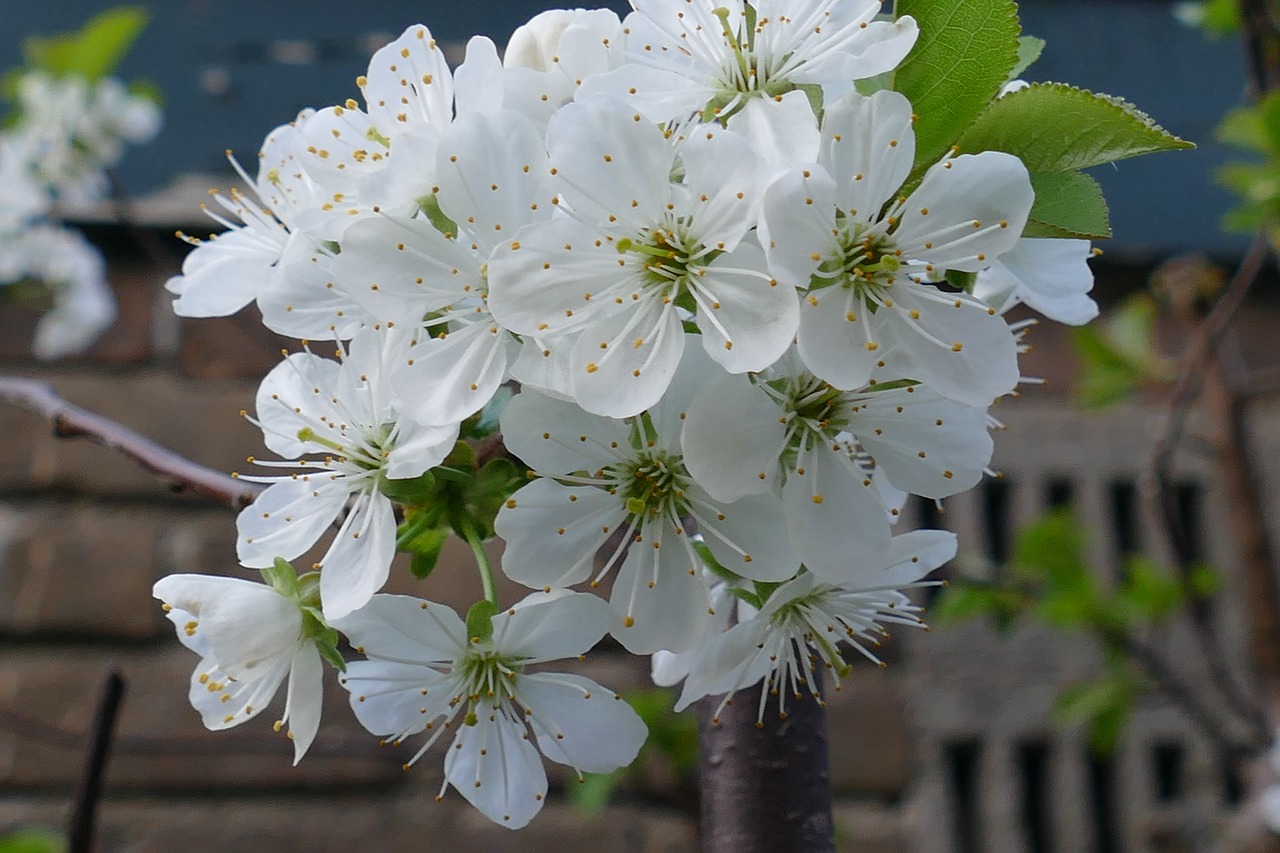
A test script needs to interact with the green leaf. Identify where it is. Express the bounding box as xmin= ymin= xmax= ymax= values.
xmin=1053 ymin=675 xmax=1134 ymax=754
xmin=956 ymin=83 xmax=1194 ymax=172
xmin=1188 ymin=563 xmax=1223 ymax=598
xmin=465 ymin=600 xmax=500 ymax=644
xmin=407 ymin=527 xmax=451 ymax=580
xmin=1117 ymin=556 xmax=1184 ymax=622
xmin=1175 ymin=0 xmax=1243 ymax=35
xmin=25 ymin=7 xmax=149 ymax=82
xmin=1071 ymin=326 xmax=1144 ymax=409
xmin=1008 ymin=35 xmax=1045 ymax=81
xmin=0 ymin=829 xmax=64 ymax=853
xmin=1069 ymin=294 xmax=1161 ymax=409
xmin=893 ymin=0 xmax=1022 ymax=172
xmin=1023 ymin=171 xmax=1112 ymax=239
